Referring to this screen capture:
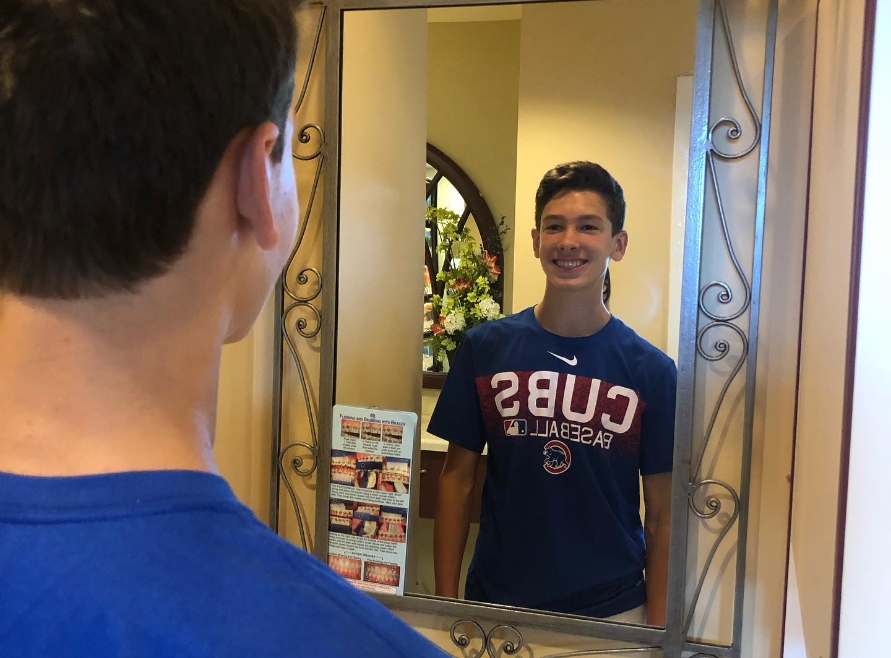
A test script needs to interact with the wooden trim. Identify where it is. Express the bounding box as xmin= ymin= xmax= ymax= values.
xmin=330 ymin=0 xmax=531 ymax=12
xmin=422 ymin=371 xmax=447 ymax=390
xmin=778 ymin=2 xmax=822 ymax=654
xmin=830 ymin=0 xmax=877 ymax=655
